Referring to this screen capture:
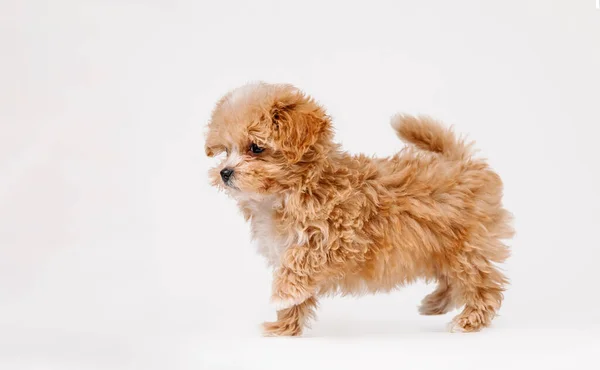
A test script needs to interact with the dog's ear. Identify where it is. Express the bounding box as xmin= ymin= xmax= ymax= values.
xmin=205 ymin=96 xmax=230 ymax=157
xmin=205 ymin=144 xmax=216 ymax=157
xmin=204 ymin=128 xmax=220 ymax=157
xmin=270 ymin=87 xmax=330 ymax=163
